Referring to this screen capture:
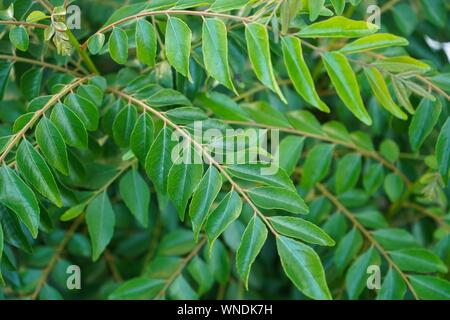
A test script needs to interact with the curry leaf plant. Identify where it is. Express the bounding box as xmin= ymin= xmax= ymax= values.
xmin=0 ymin=0 xmax=449 ymax=301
